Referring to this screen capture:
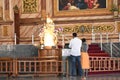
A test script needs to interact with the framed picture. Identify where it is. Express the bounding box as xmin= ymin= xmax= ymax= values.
xmin=53 ymin=0 xmax=112 ymax=17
